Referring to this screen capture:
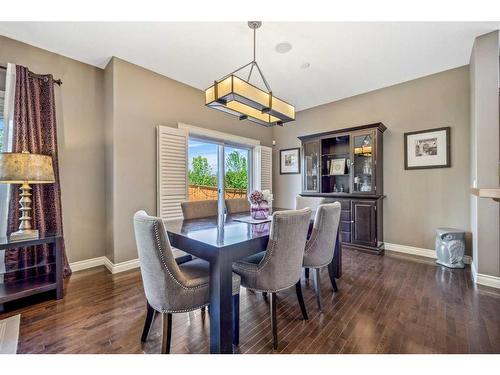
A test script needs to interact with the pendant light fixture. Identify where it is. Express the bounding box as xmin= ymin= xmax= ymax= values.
xmin=205 ymin=21 xmax=295 ymax=127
